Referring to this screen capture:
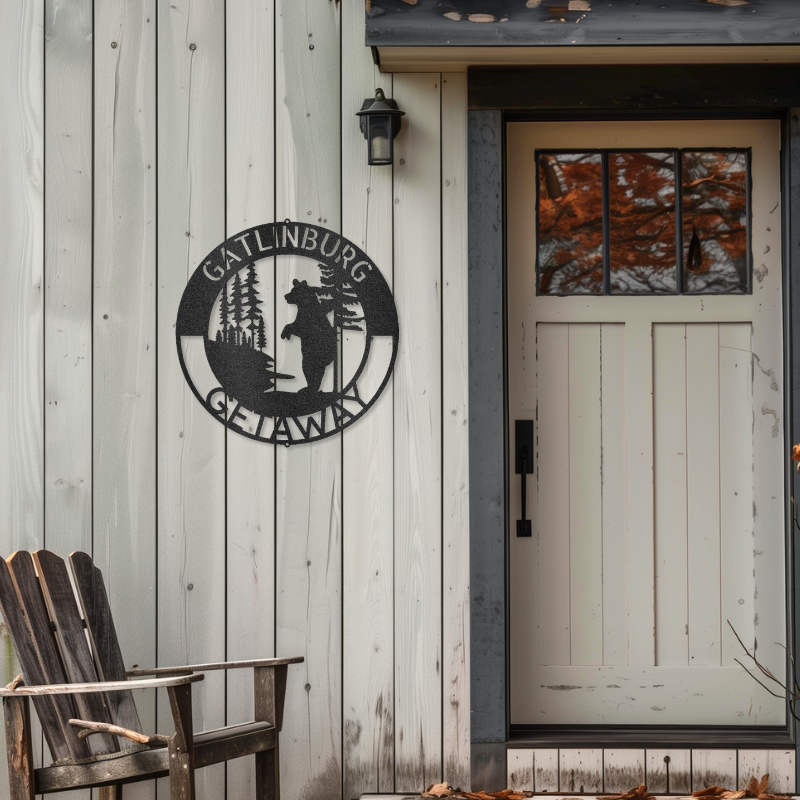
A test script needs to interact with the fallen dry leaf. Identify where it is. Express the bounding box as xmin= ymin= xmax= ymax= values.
xmin=598 ymin=784 xmax=655 ymax=800
xmin=467 ymin=14 xmax=496 ymax=22
xmin=443 ymin=11 xmax=462 ymax=20
xmin=424 ymin=784 xmax=456 ymax=798
xmin=707 ymin=0 xmax=749 ymax=5
xmin=693 ymin=775 xmax=791 ymax=800
xmin=569 ymin=0 xmax=591 ymax=9
xmin=459 ymin=793 xmax=529 ymax=800
xmin=526 ymin=0 xmax=542 ymax=6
